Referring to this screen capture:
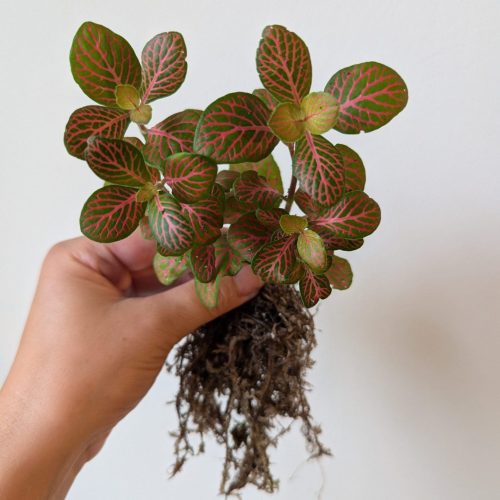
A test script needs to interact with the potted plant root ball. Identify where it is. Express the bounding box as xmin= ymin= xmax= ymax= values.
xmin=64 ymin=21 xmax=408 ymax=495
